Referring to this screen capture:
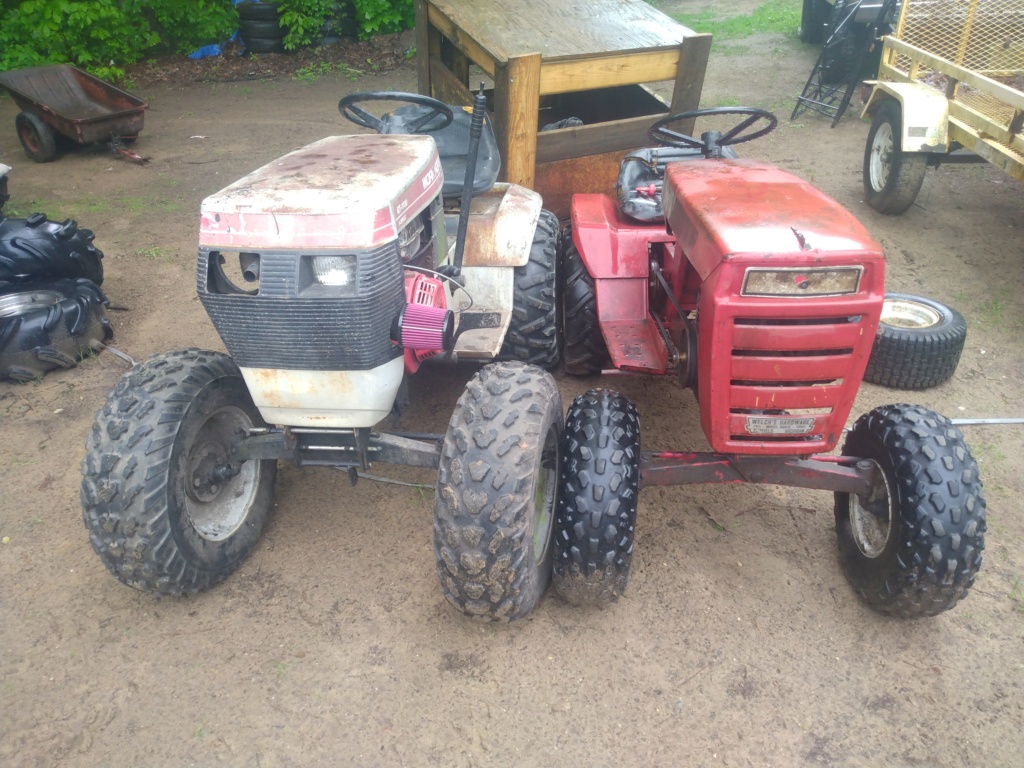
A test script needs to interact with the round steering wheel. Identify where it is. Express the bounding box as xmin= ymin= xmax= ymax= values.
xmin=648 ymin=107 xmax=778 ymax=151
xmin=338 ymin=91 xmax=454 ymax=134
